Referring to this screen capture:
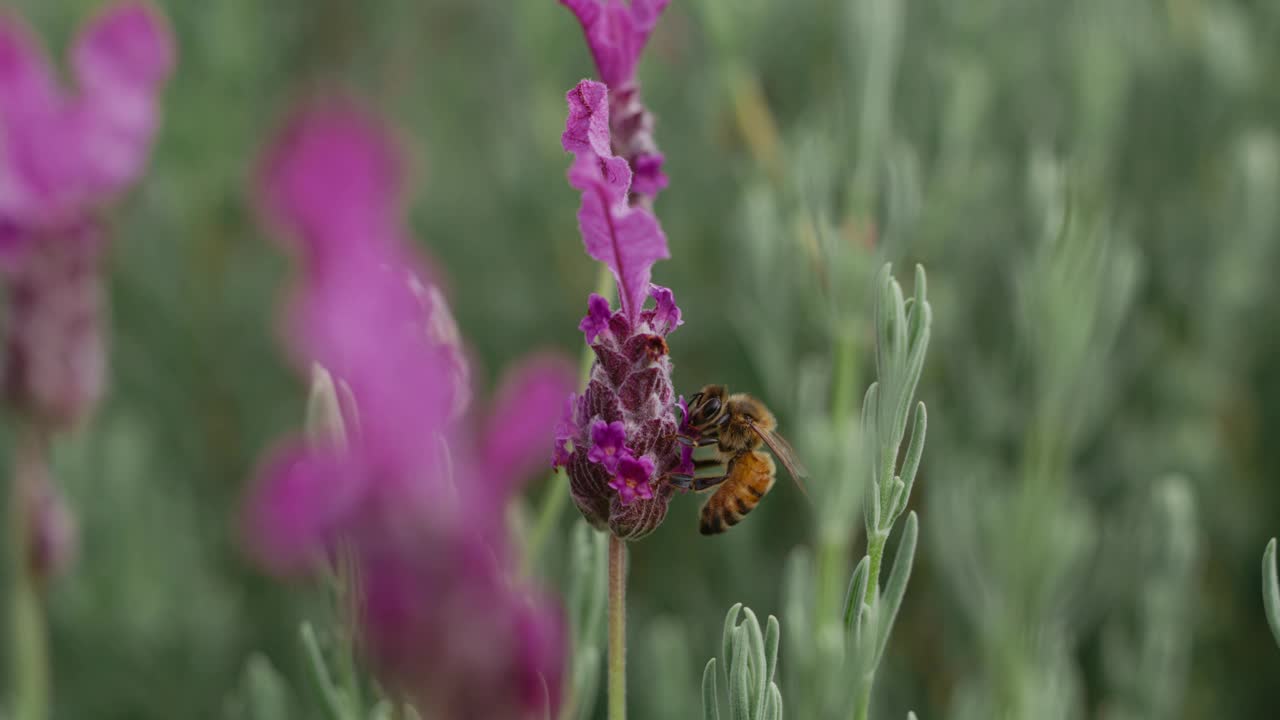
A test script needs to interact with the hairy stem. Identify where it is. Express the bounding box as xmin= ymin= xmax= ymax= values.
xmin=9 ymin=426 xmax=50 ymax=720
xmin=607 ymin=535 xmax=628 ymax=720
